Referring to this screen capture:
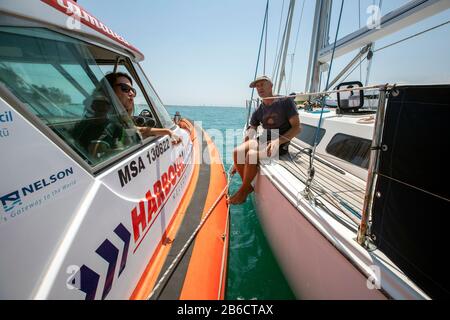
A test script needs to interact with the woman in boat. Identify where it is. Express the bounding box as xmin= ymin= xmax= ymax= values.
xmin=104 ymin=72 xmax=181 ymax=143
xmin=73 ymin=72 xmax=181 ymax=159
